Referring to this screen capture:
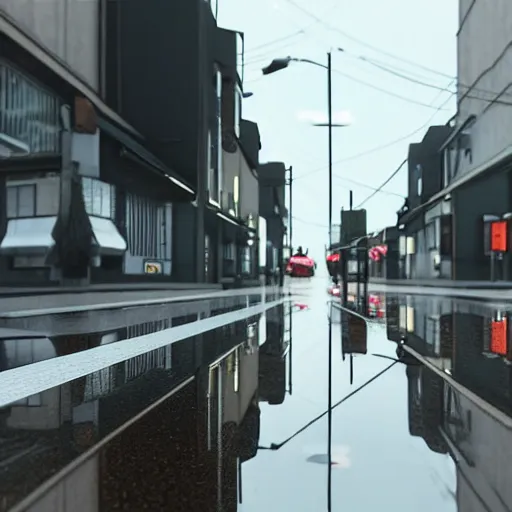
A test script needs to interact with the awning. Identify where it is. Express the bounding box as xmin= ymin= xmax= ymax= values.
xmin=89 ymin=216 xmax=127 ymax=255
xmin=100 ymin=119 xmax=195 ymax=201
xmin=0 ymin=217 xmax=56 ymax=255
